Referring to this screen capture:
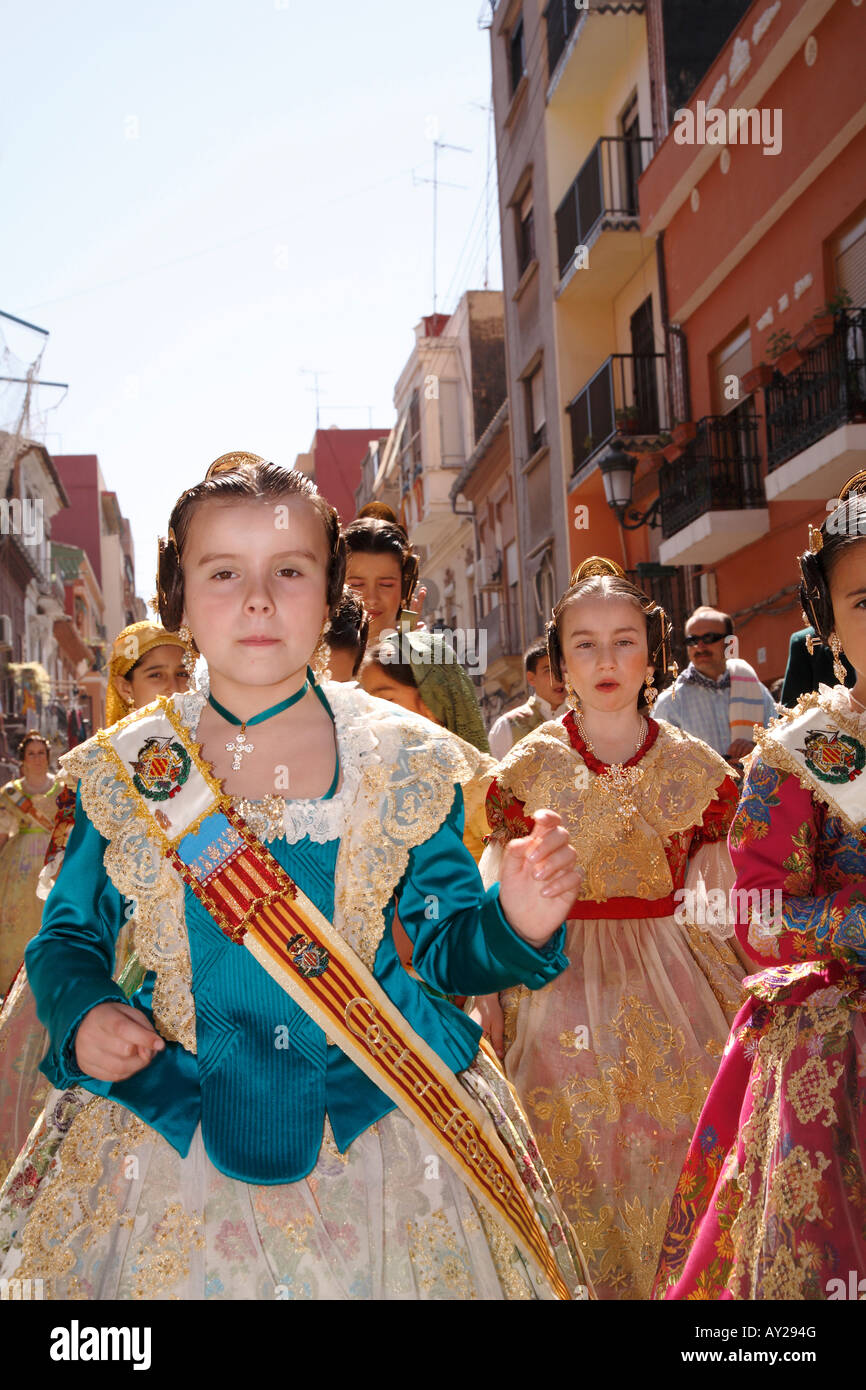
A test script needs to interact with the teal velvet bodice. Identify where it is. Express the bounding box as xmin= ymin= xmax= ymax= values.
xmin=27 ymin=786 xmax=567 ymax=1184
